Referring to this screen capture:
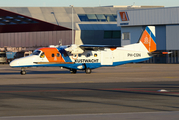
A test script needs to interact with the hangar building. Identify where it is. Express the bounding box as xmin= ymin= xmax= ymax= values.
xmin=117 ymin=7 xmax=179 ymax=63
xmin=0 ymin=6 xmax=161 ymax=52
